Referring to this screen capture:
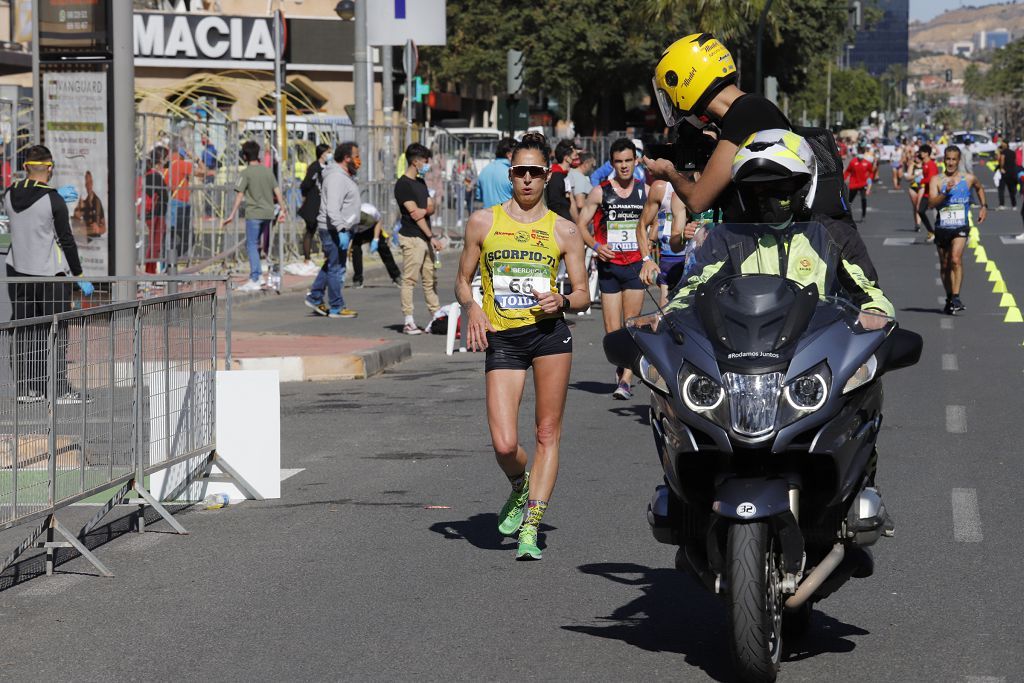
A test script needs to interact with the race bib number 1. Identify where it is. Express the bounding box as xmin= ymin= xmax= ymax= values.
xmin=607 ymin=220 xmax=638 ymax=252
